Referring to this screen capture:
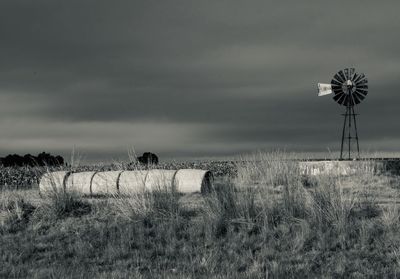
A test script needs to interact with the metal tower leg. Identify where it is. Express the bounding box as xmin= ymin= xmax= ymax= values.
xmin=340 ymin=106 xmax=348 ymax=160
xmin=351 ymin=106 xmax=360 ymax=158
xmin=348 ymin=104 xmax=351 ymax=160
